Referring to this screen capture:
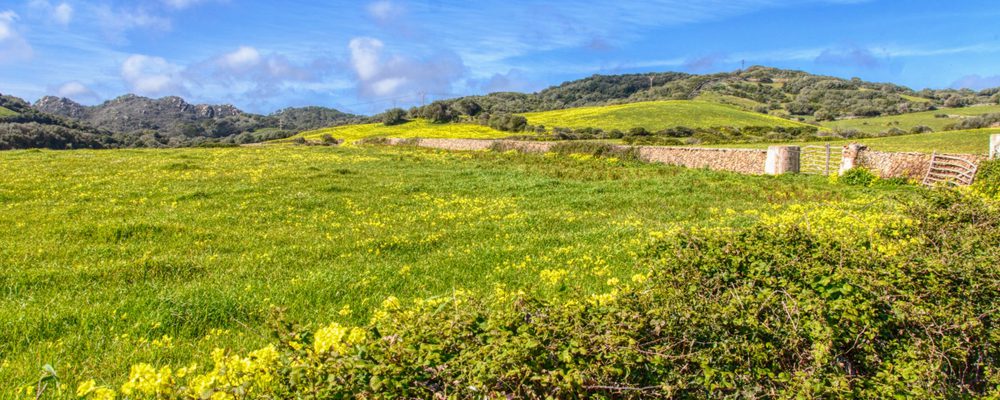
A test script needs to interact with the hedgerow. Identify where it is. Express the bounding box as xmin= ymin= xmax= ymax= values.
xmin=61 ymin=191 xmax=1000 ymax=399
